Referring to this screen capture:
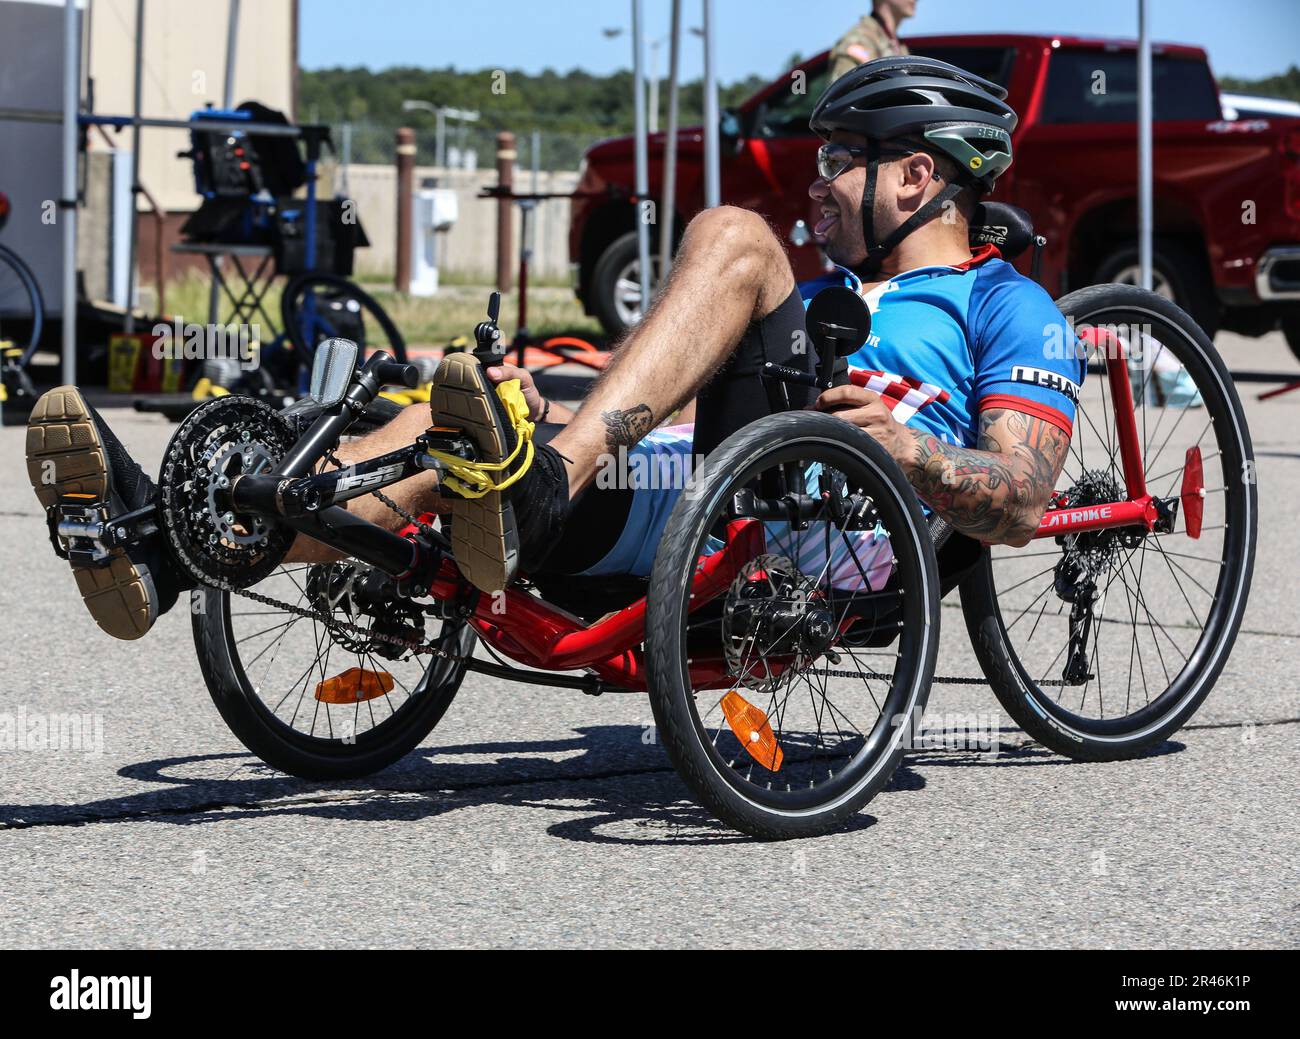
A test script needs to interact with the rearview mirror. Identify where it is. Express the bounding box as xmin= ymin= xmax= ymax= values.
xmin=806 ymin=287 xmax=871 ymax=358
xmin=806 ymin=287 xmax=872 ymax=387
xmin=310 ymin=337 xmax=359 ymax=407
